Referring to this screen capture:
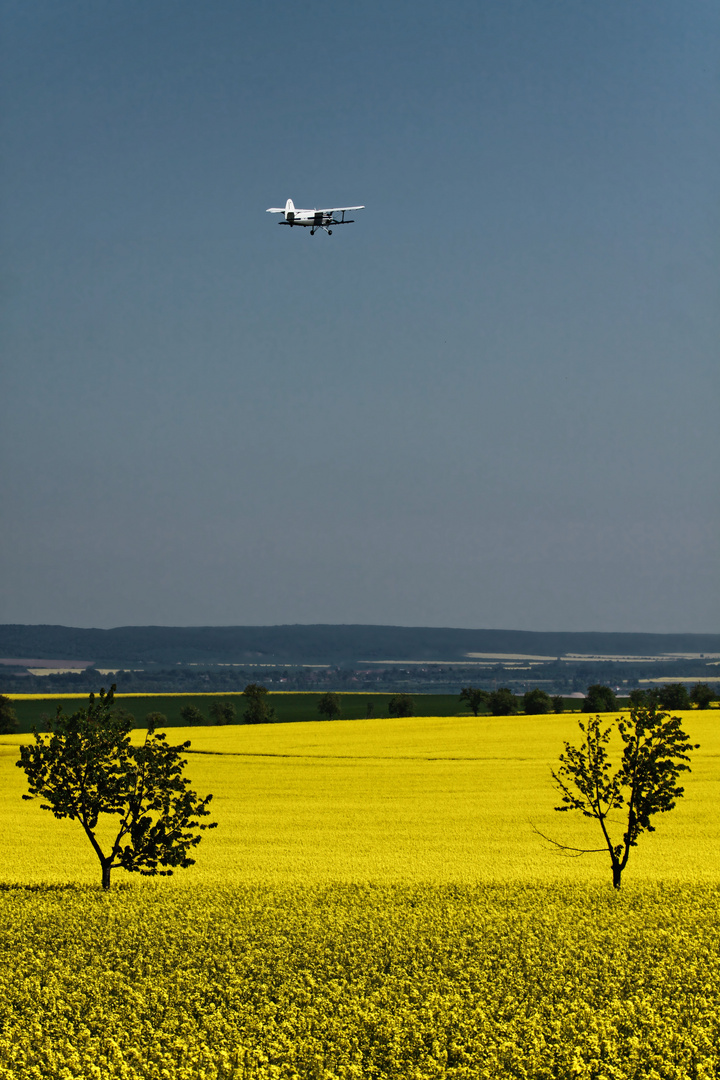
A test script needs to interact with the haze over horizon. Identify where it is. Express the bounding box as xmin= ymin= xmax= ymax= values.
xmin=2 ymin=1 xmax=718 ymax=634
